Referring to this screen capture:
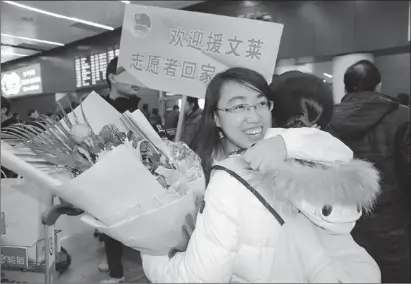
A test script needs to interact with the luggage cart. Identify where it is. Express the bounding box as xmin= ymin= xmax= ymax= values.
xmin=41 ymin=199 xmax=84 ymax=283
xmin=0 ymin=201 xmax=81 ymax=283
